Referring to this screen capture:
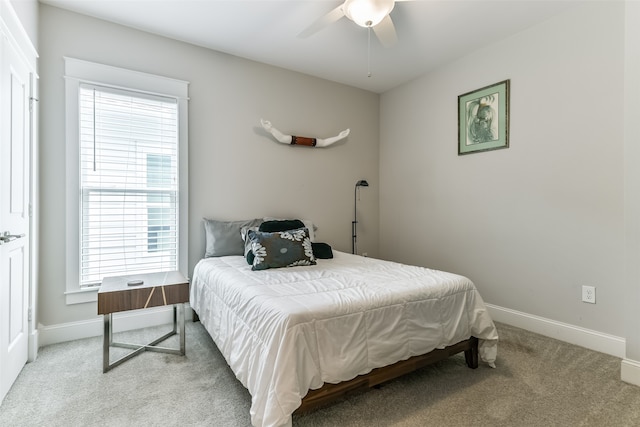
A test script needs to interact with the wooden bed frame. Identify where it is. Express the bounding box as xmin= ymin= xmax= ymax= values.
xmin=295 ymin=336 xmax=479 ymax=414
